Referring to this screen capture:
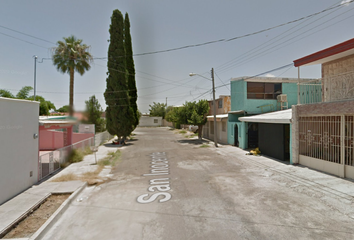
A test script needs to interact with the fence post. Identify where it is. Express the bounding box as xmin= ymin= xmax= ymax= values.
xmin=341 ymin=115 xmax=345 ymax=178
